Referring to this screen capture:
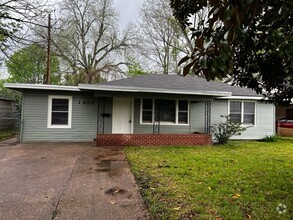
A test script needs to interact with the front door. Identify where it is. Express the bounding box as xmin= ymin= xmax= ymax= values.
xmin=112 ymin=97 xmax=133 ymax=133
